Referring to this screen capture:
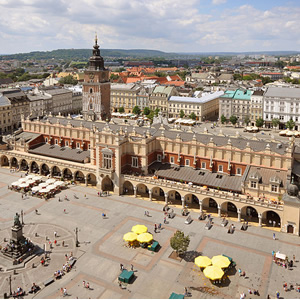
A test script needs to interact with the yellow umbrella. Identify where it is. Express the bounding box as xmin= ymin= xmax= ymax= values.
xmin=123 ymin=232 xmax=138 ymax=242
xmin=132 ymin=224 xmax=148 ymax=235
xmin=203 ymin=266 xmax=224 ymax=280
xmin=194 ymin=256 xmax=212 ymax=268
xmin=137 ymin=232 xmax=153 ymax=243
xmin=211 ymin=255 xmax=231 ymax=269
